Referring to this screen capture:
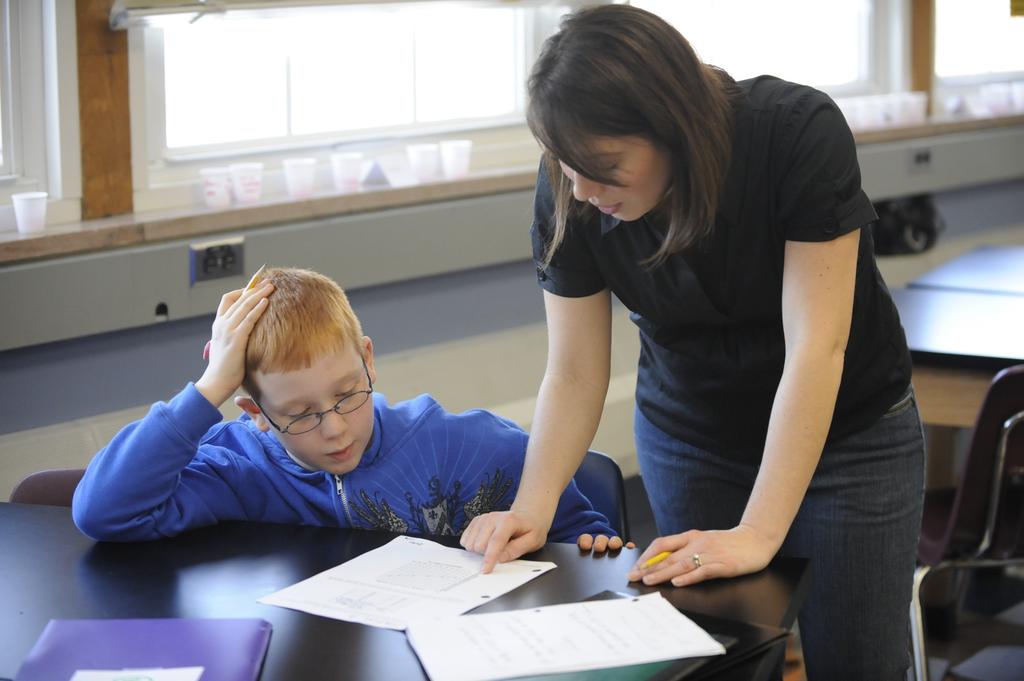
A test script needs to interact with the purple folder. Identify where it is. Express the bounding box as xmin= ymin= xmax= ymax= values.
xmin=14 ymin=618 xmax=271 ymax=681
